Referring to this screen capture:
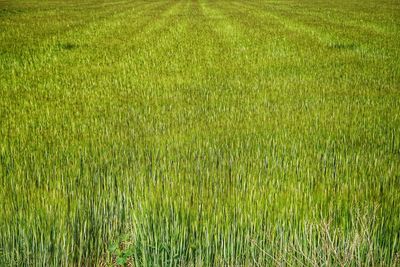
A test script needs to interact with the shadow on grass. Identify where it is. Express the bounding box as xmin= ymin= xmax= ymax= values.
xmin=56 ymin=42 xmax=78 ymax=51
xmin=328 ymin=42 xmax=357 ymax=50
